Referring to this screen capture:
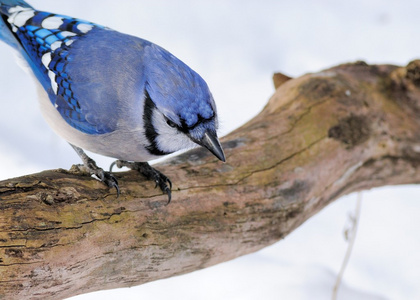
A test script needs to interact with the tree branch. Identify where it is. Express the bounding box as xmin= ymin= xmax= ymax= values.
xmin=1 ymin=60 xmax=420 ymax=299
